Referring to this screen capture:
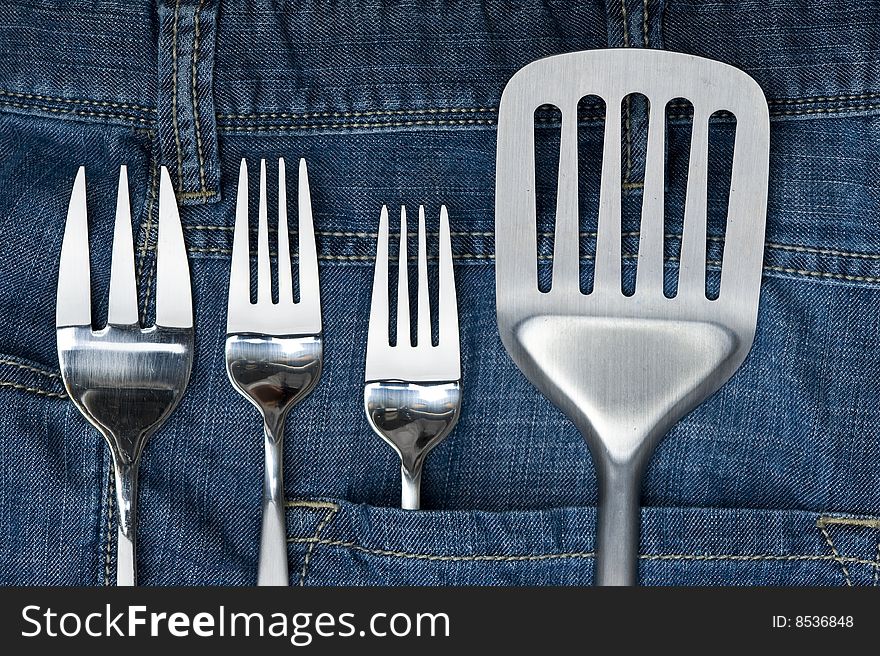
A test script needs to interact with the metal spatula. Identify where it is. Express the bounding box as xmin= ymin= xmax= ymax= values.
xmin=495 ymin=49 xmax=769 ymax=585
